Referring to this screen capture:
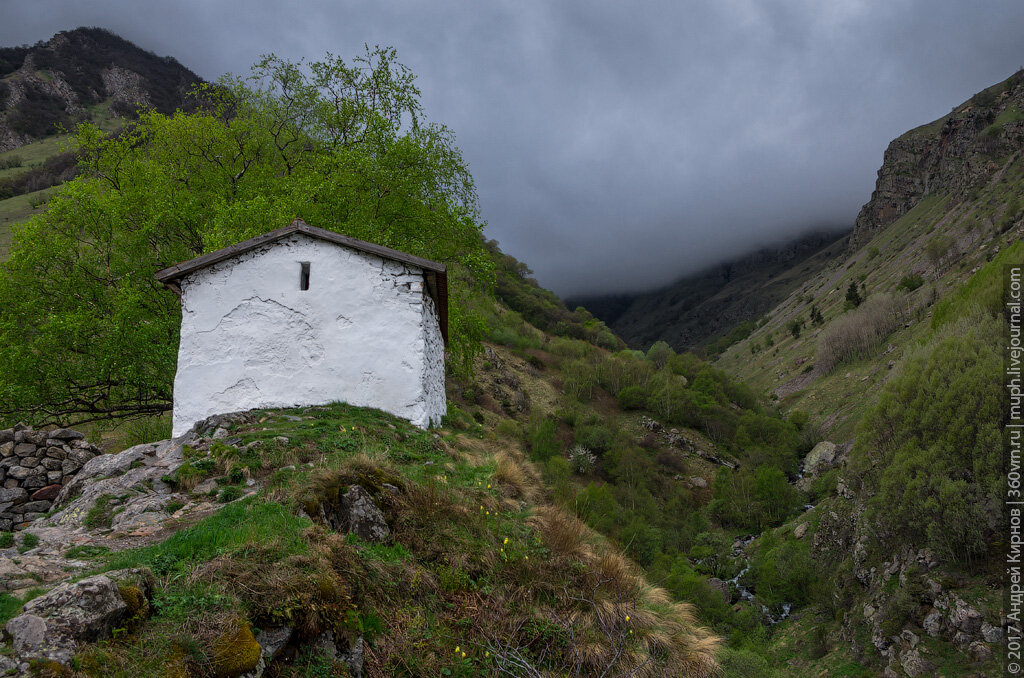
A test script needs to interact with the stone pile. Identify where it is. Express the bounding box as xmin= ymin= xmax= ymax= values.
xmin=0 ymin=425 xmax=98 ymax=531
